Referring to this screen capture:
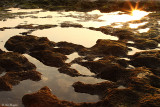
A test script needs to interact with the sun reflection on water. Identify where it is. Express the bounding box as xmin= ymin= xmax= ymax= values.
xmin=99 ymin=10 xmax=149 ymax=23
